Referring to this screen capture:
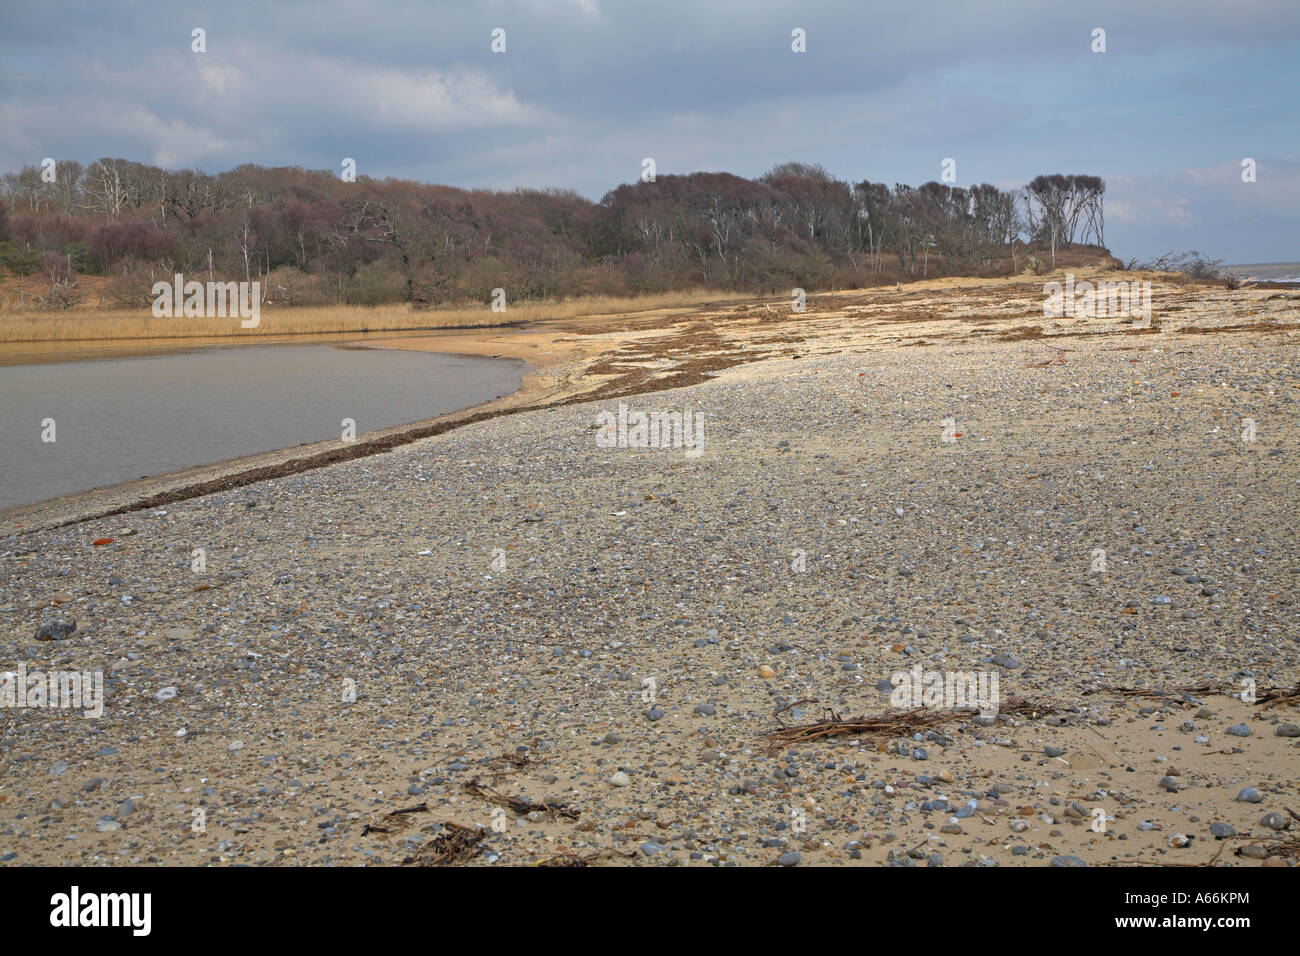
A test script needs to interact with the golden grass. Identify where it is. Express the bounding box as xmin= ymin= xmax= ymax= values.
xmin=0 ymin=289 xmax=718 ymax=343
